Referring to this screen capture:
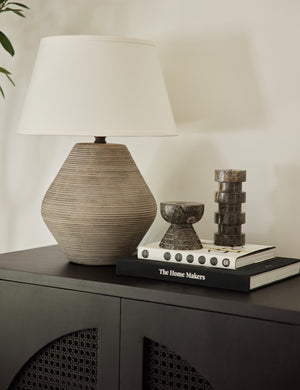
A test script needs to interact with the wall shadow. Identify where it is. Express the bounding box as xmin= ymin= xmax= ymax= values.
xmin=269 ymin=164 xmax=300 ymax=258
xmin=158 ymin=30 xmax=268 ymax=132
